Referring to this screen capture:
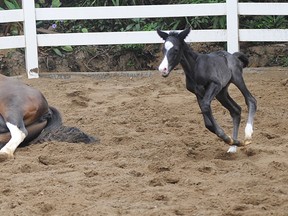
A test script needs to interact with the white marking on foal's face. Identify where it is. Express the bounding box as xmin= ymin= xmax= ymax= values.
xmin=158 ymin=41 xmax=174 ymax=77
xmin=164 ymin=41 xmax=174 ymax=51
